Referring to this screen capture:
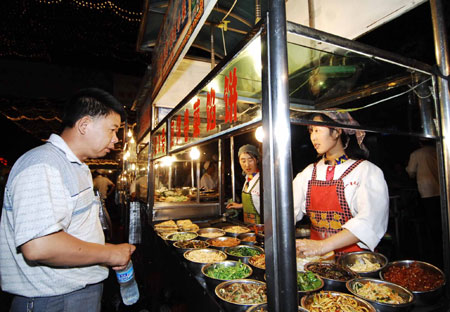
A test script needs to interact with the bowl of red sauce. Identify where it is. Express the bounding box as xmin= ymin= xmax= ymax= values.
xmin=380 ymin=260 xmax=445 ymax=305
